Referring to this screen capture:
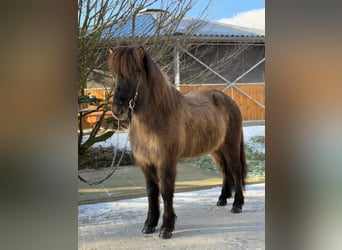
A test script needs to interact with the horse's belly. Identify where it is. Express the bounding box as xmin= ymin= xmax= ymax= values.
xmin=179 ymin=120 xmax=226 ymax=159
